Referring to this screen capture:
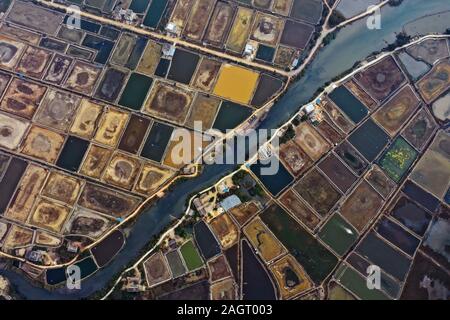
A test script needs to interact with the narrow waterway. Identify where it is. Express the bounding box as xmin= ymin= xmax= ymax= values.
xmin=1 ymin=0 xmax=449 ymax=299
